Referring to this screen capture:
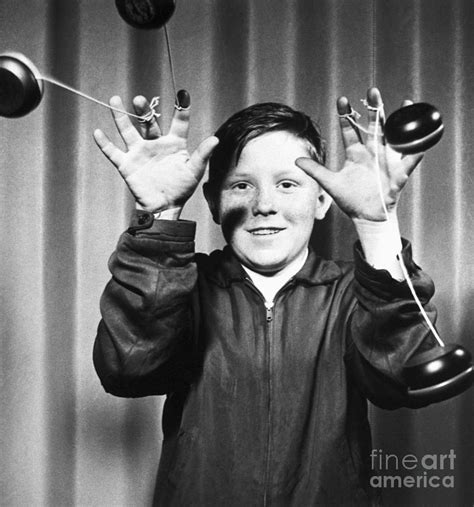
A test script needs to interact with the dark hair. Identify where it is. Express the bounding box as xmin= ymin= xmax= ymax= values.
xmin=206 ymin=102 xmax=326 ymax=199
